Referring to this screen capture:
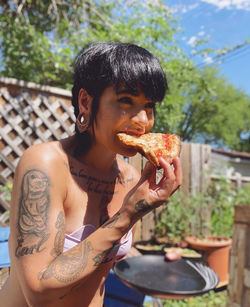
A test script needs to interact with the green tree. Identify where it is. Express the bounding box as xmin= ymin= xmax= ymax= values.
xmin=154 ymin=65 xmax=250 ymax=151
xmin=0 ymin=0 xmax=112 ymax=88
